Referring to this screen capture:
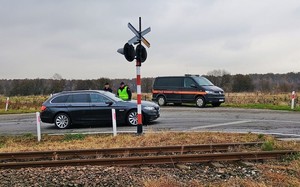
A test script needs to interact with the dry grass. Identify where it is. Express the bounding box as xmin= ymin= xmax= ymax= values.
xmin=0 ymin=131 xmax=269 ymax=152
xmin=0 ymin=95 xmax=48 ymax=112
xmin=0 ymin=92 xmax=297 ymax=113
xmin=133 ymin=92 xmax=296 ymax=106
xmin=1 ymin=131 xmax=299 ymax=152
xmin=225 ymin=92 xmax=294 ymax=105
